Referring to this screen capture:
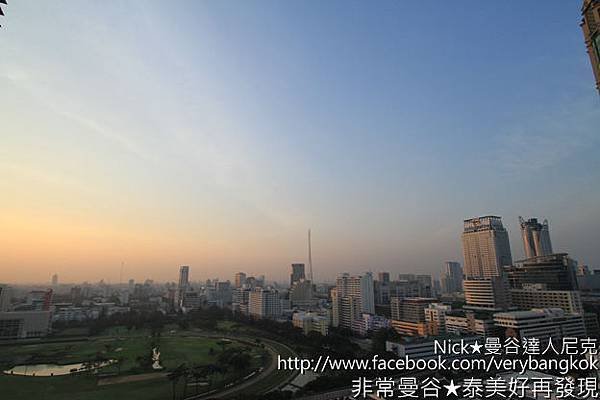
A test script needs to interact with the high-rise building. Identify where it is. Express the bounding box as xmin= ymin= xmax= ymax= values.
xmin=581 ymin=0 xmax=600 ymax=93
xmin=177 ymin=266 xmax=190 ymax=308
xmin=392 ymin=275 xmax=433 ymax=298
xmin=249 ymin=287 xmax=282 ymax=319
xmin=332 ymin=272 xmax=375 ymax=328
xmin=0 ymin=285 xmax=11 ymax=312
xmin=378 ymin=272 xmax=390 ymax=284
xmin=463 ymin=277 xmax=512 ymax=312
xmin=390 ymin=297 xmax=436 ymax=322
xmin=289 ymin=280 xmax=315 ymax=308
xmin=462 ymin=216 xmax=512 ymax=278
xmin=51 ymin=274 xmax=58 ymax=286
xmin=290 ymin=263 xmax=306 ymax=287
xmin=441 ymin=261 xmax=463 ymax=294
xmin=234 ymin=272 xmax=247 ymax=288
xmin=519 ymin=217 xmax=553 ymax=259
xmin=505 ymin=253 xmax=579 ymax=291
